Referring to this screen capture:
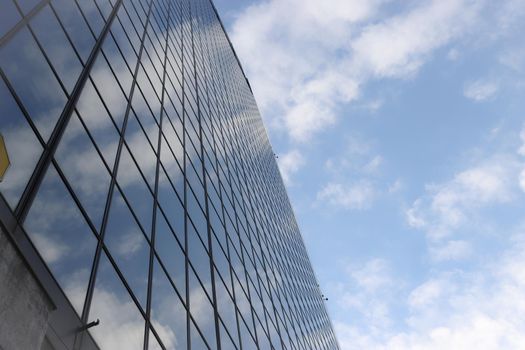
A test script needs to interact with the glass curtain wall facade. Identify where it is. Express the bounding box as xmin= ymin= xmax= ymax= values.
xmin=0 ymin=0 xmax=339 ymax=349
